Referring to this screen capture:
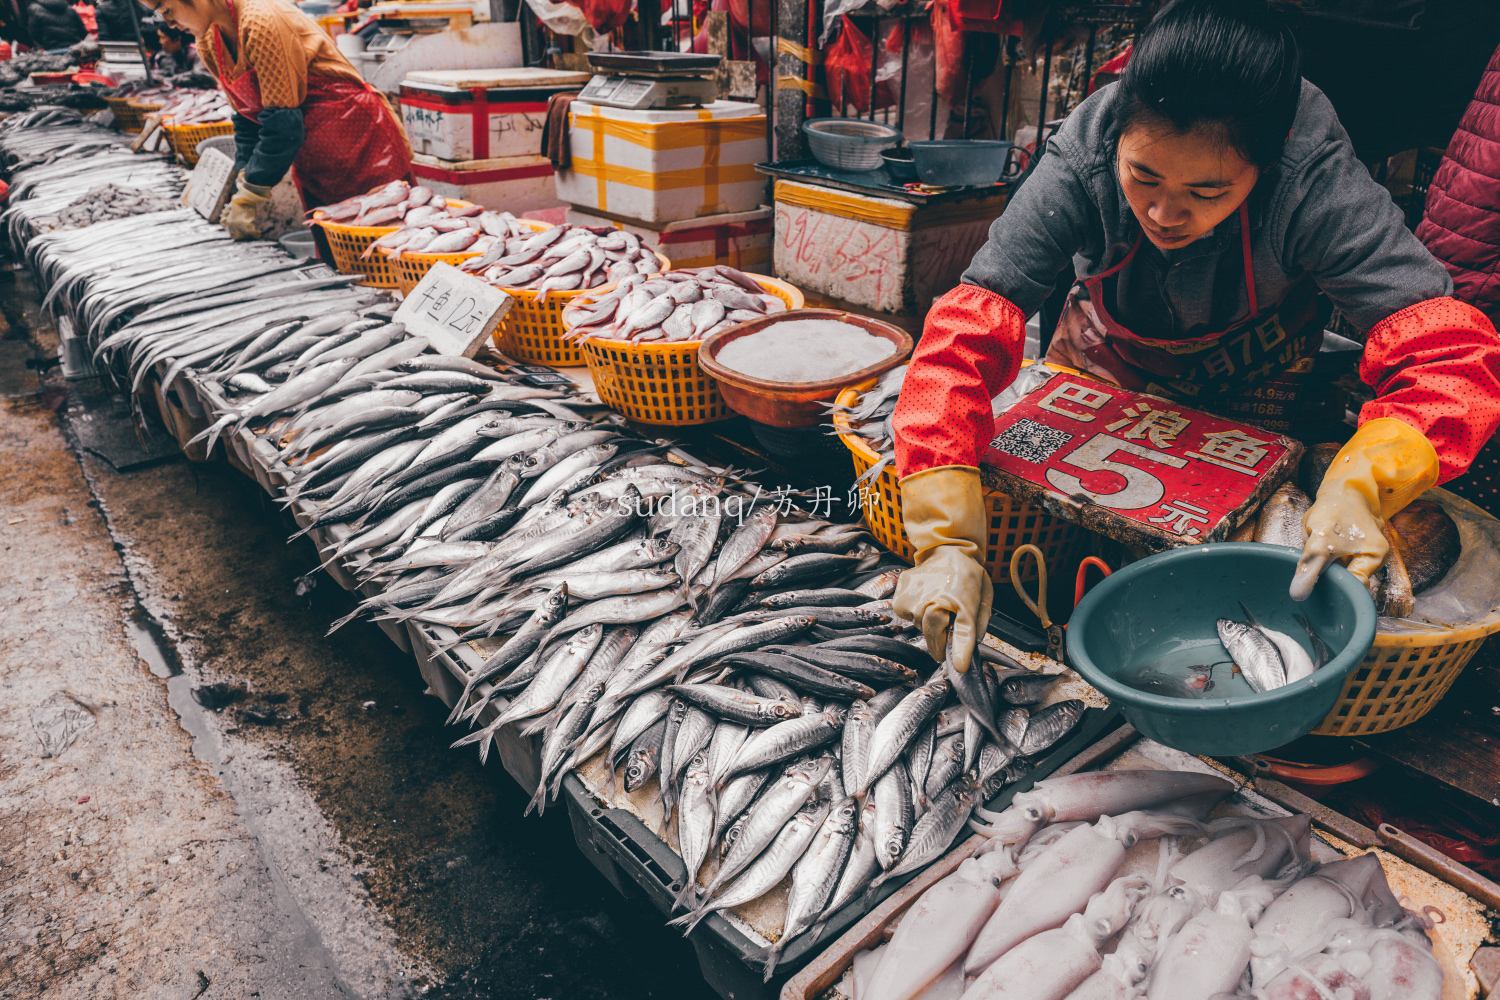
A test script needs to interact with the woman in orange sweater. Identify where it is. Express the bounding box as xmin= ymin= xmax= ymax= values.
xmin=144 ymin=0 xmax=410 ymax=238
